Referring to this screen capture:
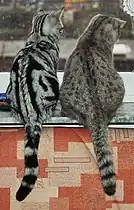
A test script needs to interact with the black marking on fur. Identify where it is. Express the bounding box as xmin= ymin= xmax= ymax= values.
xmin=26 ymin=56 xmax=42 ymax=117
xmin=99 ymin=160 xmax=113 ymax=170
xmin=13 ymin=57 xmax=26 ymax=123
xmin=45 ymin=76 xmax=59 ymax=101
xmin=39 ymin=76 xmax=48 ymax=92
xmin=16 ymin=186 xmax=32 ymax=201
xmin=101 ymin=172 xmax=116 ymax=180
